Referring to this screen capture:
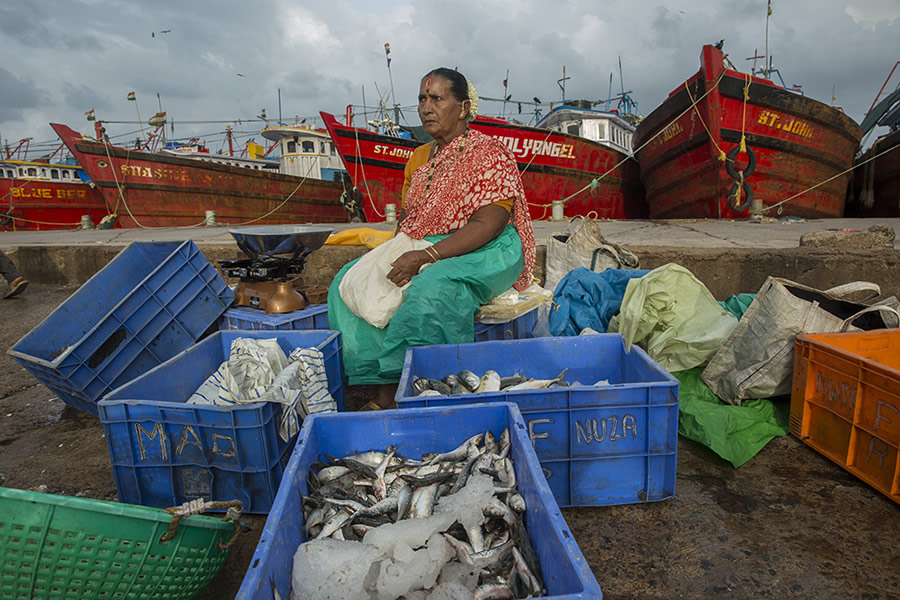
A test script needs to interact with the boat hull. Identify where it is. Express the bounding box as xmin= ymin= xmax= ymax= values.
xmin=320 ymin=112 xmax=646 ymax=222
xmin=1 ymin=178 xmax=109 ymax=230
xmin=846 ymin=129 xmax=900 ymax=217
xmin=633 ymin=46 xmax=862 ymax=219
xmin=51 ymin=124 xmax=348 ymax=228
